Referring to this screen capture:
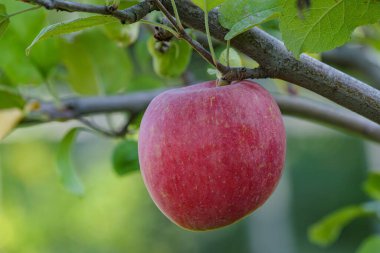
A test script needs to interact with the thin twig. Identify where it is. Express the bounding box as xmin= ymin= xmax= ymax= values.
xmin=8 ymin=6 xmax=41 ymax=18
xmin=152 ymin=0 xmax=228 ymax=73
xmin=78 ymin=118 xmax=120 ymax=138
xmin=28 ymin=0 xmax=156 ymax=24
xmin=170 ymin=0 xmax=184 ymax=30
xmin=27 ymin=0 xmax=270 ymax=83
